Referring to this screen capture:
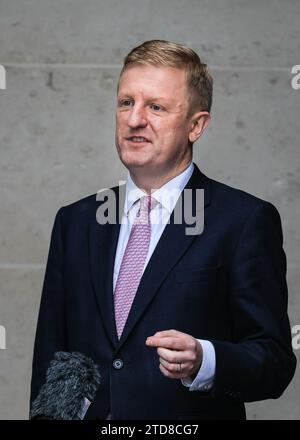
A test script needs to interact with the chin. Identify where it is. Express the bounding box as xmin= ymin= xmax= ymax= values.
xmin=119 ymin=150 xmax=153 ymax=169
